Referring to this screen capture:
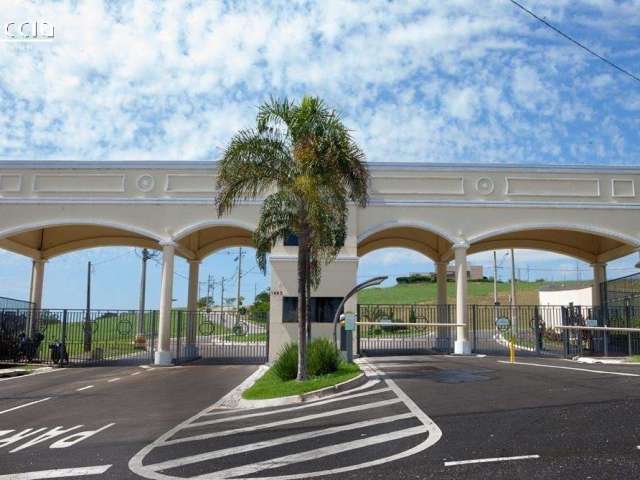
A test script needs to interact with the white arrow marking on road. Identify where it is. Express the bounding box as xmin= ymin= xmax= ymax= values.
xmin=445 ymin=455 xmax=540 ymax=467
xmin=0 ymin=398 xmax=51 ymax=415
xmin=0 ymin=464 xmax=112 ymax=479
